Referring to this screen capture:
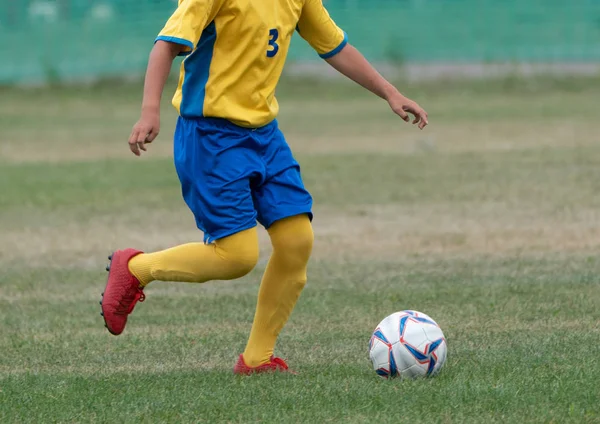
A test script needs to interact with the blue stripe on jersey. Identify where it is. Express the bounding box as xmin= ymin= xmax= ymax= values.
xmin=155 ymin=36 xmax=195 ymax=56
xmin=319 ymin=32 xmax=348 ymax=59
xmin=180 ymin=22 xmax=217 ymax=118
